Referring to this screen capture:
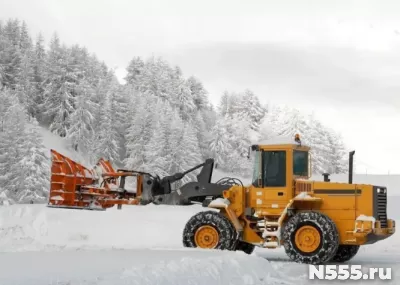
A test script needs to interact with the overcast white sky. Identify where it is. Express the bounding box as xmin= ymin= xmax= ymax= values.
xmin=1 ymin=0 xmax=400 ymax=174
